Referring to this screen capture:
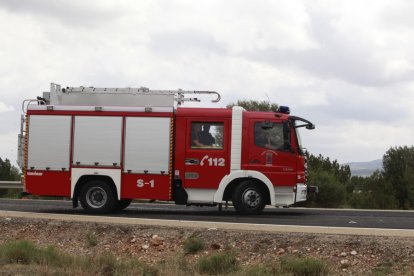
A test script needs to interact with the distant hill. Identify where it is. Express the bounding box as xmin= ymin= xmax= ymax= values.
xmin=343 ymin=159 xmax=383 ymax=177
